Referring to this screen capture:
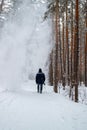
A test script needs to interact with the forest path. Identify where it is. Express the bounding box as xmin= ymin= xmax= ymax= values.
xmin=0 ymin=81 xmax=87 ymax=130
